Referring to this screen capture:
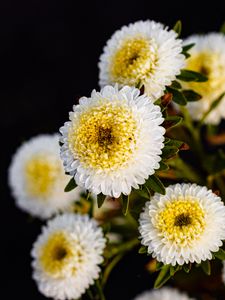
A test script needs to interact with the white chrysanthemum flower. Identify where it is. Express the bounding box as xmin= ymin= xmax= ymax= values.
xmin=139 ymin=183 xmax=225 ymax=266
xmin=31 ymin=213 xmax=106 ymax=300
xmin=133 ymin=287 xmax=194 ymax=300
xmin=183 ymin=33 xmax=225 ymax=124
xmin=8 ymin=134 xmax=83 ymax=219
xmin=99 ymin=20 xmax=185 ymax=100
xmin=60 ymin=85 xmax=165 ymax=198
